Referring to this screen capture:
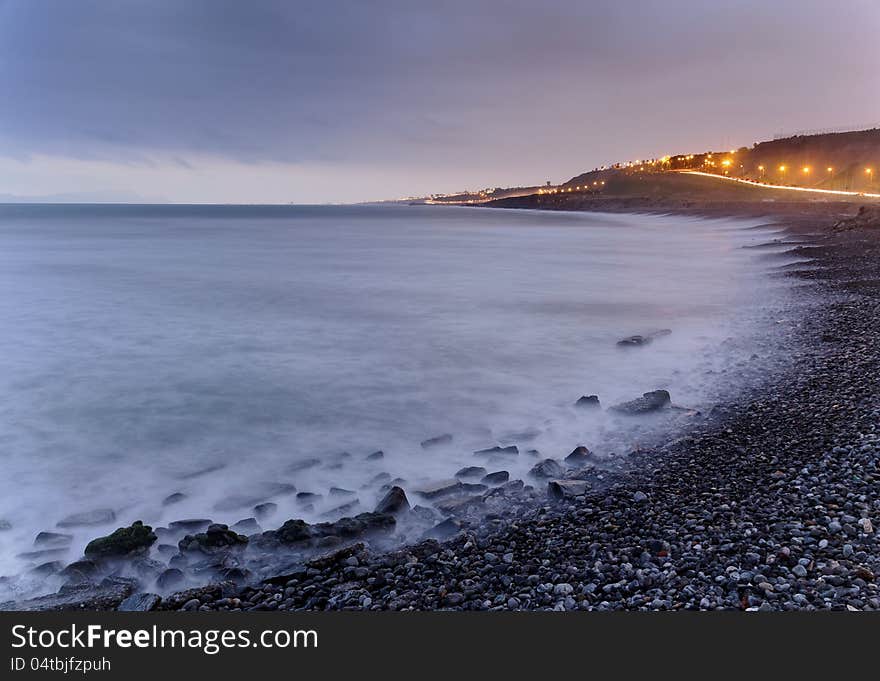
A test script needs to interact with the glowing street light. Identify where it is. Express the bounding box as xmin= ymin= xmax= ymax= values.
xmin=867 ymin=168 xmax=874 ymax=185
xmin=779 ymin=165 xmax=787 ymax=183
xmin=758 ymin=165 xmax=765 ymax=179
